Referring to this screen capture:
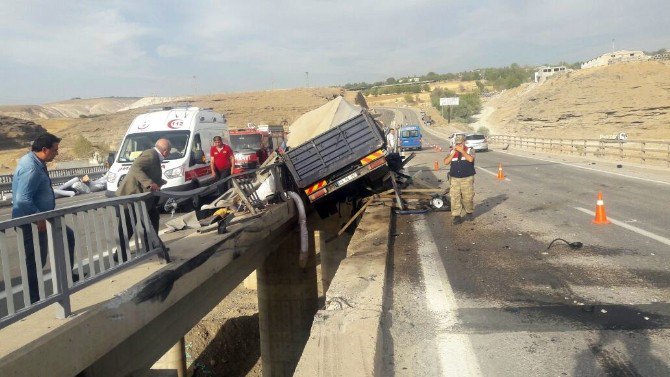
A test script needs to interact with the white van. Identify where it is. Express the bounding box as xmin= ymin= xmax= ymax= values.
xmin=106 ymin=106 xmax=230 ymax=197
